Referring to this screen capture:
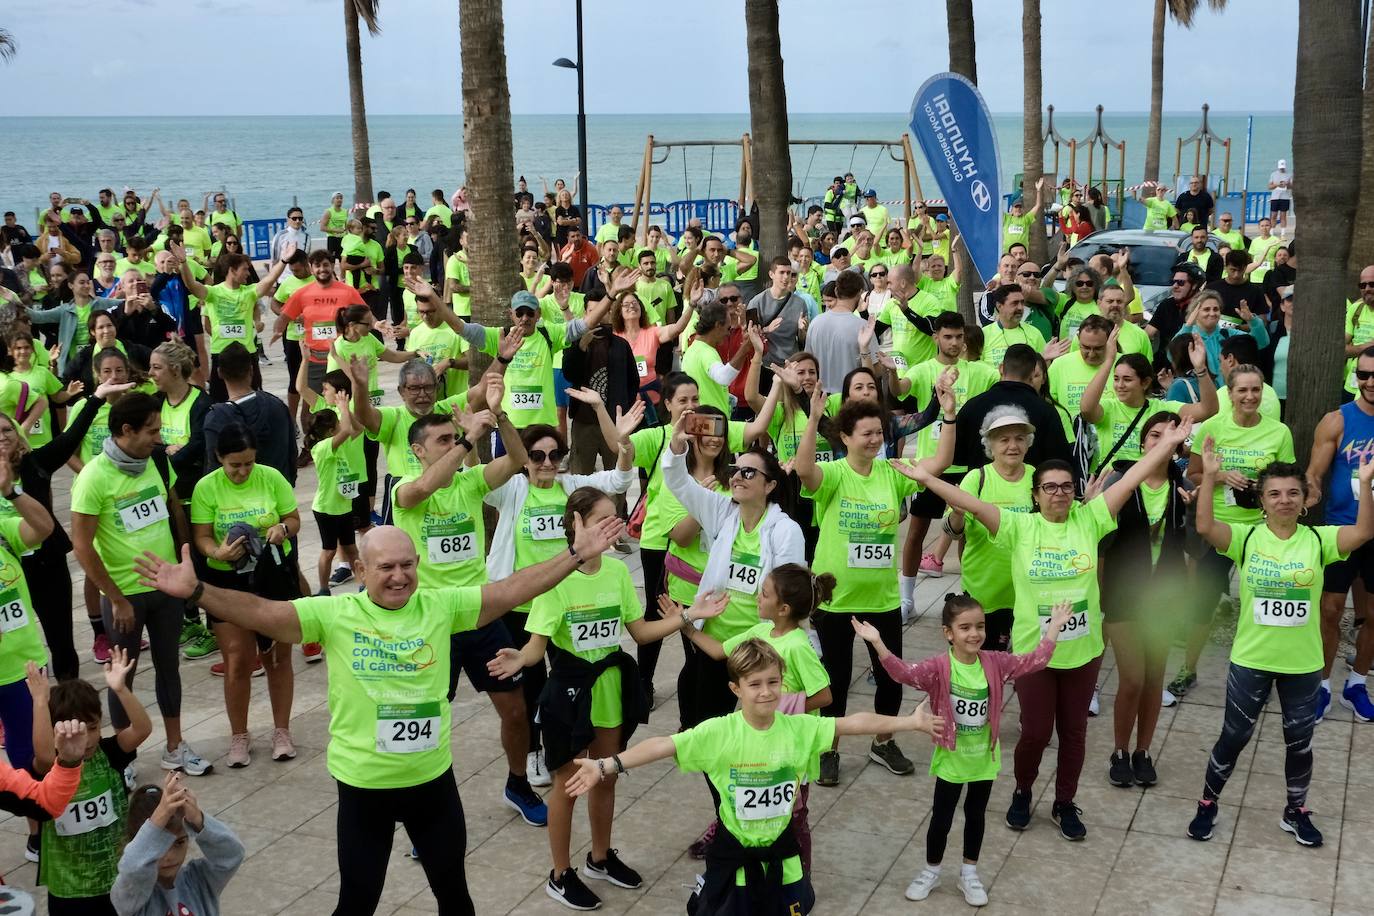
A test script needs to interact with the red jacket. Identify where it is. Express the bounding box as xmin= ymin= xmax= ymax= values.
xmin=881 ymin=637 xmax=1057 ymax=752
xmin=0 ymin=757 xmax=82 ymax=818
